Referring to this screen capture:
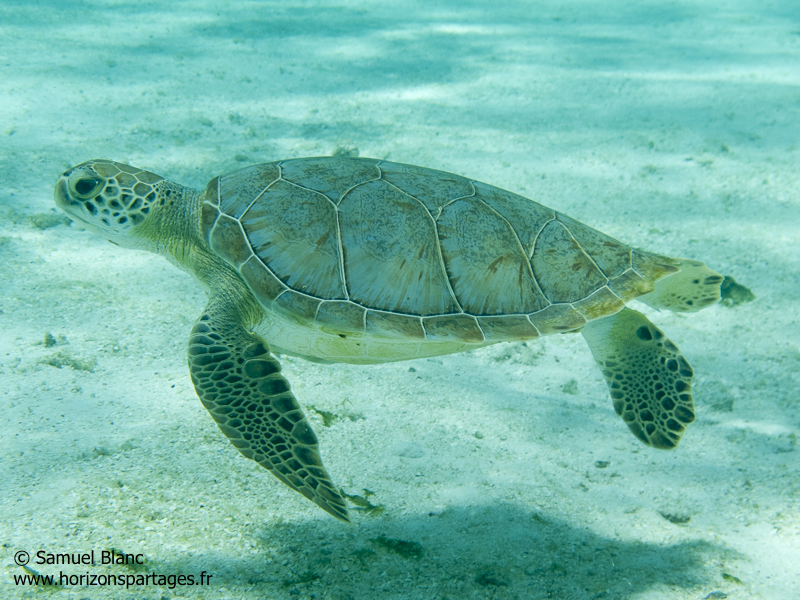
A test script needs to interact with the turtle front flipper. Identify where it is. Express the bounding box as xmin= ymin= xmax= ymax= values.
xmin=187 ymin=303 xmax=349 ymax=522
xmin=581 ymin=307 xmax=695 ymax=449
